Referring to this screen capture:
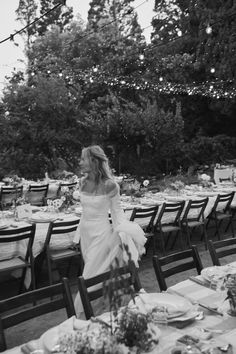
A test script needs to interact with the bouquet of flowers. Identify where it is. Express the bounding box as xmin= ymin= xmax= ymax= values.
xmin=169 ymin=180 xmax=185 ymax=192
xmin=2 ymin=174 xmax=22 ymax=186
xmin=224 ymin=273 xmax=236 ymax=315
xmin=198 ymin=174 xmax=212 ymax=188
